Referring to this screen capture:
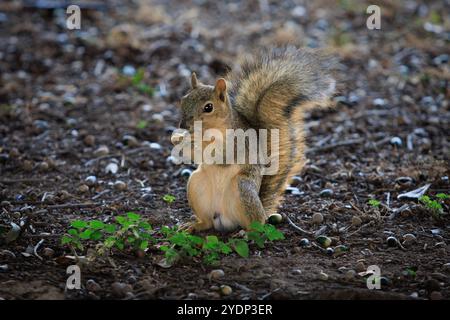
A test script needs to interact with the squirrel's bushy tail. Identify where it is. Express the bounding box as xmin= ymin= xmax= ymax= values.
xmin=227 ymin=47 xmax=336 ymax=214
